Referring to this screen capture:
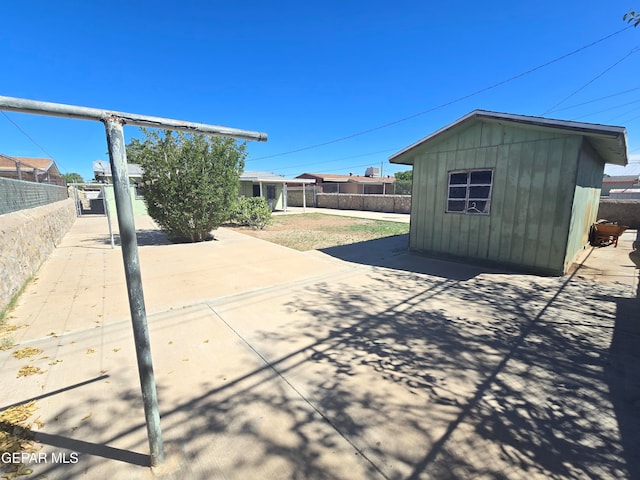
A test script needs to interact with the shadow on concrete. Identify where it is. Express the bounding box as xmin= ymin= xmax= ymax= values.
xmin=606 ymin=296 xmax=640 ymax=480
xmin=0 ymin=376 xmax=108 ymax=411
xmin=92 ymin=229 xmax=220 ymax=247
xmin=33 ymin=431 xmax=150 ymax=467
xmin=319 ymin=234 xmax=409 ymax=266
xmin=105 ymin=229 xmax=173 ymax=247
xmin=319 ymin=234 xmax=514 ymax=281
xmin=23 ymin=252 xmax=640 ymax=478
